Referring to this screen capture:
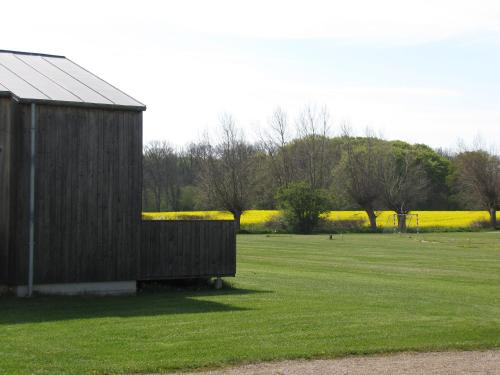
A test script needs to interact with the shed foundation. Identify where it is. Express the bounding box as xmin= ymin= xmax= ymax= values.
xmin=14 ymin=281 xmax=137 ymax=297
